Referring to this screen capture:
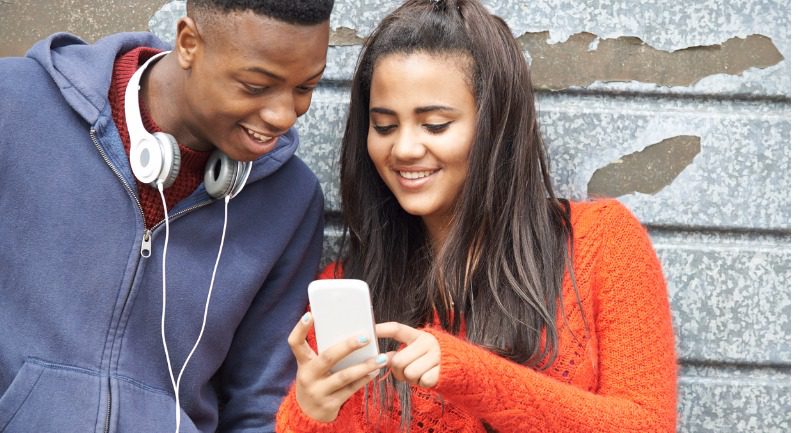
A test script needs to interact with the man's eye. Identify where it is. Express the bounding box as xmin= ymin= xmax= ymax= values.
xmin=243 ymin=83 xmax=267 ymax=94
xmin=296 ymin=85 xmax=316 ymax=94
xmin=372 ymin=124 xmax=396 ymax=134
xmin=424 ymin=121 xmax=453 ymax=133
